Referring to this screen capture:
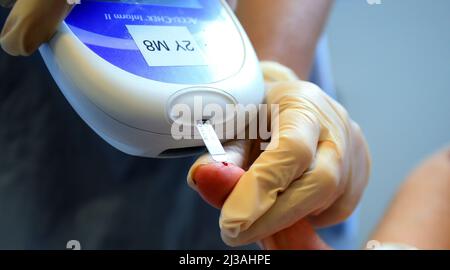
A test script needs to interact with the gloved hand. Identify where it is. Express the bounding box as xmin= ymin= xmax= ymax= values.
xmin=193 ymin=162 xmax=331 ymax=250
xmin=188 ymin=61 xmax=371 ymax=247
xmin=0 ymin=0 xmax=73 ymax=56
